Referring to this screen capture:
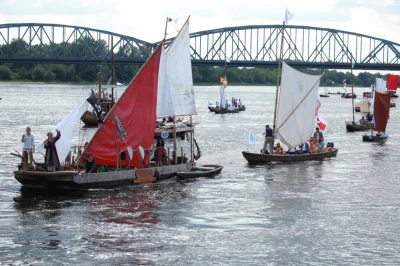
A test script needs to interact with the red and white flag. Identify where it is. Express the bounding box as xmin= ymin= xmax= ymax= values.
xmin=315 ymin=99 xmax=321 ymax=116
xmin=317 ymin=115 xmax=328 ymax=131
xmin=342 ymin=79 xmax=346 ymax=83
